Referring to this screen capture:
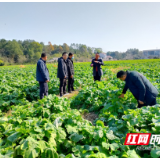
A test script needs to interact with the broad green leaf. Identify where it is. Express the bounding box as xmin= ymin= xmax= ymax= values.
xmin=0 ymin=117 xmax=8 ymax=124
xmin=24 ymin=148 xmax=40 ymax=158
xmin=7 ymin=132 xmax=22 ymax=143
xmin=110 ymin=143 xmax=119 ymax=151
xmin=66 ymin=125 xmax=78 ymax=134
xmin=48 ymin=133 xmax=57 ymax=147
xmin=44 ymin=123 xmax=55 ymax=131
xmin=42 ymin=148 xmax=59 ymax=158
xmin=151 ymin=148 xmax=160 ymax=158
xmin=102 ymin=142 xmax=110 ymax=150
xmin=106 ymin=130 xmax=115 ymax=140
xmin=38 ymin=140 xmax=47 ymax=153
xmin=69 ymin=133 xmax=84 ymax=142
xmin=127 ymin=150 xmax=141 ymax=158
xmin=54 ymin=117 xmax=62 ymax=128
